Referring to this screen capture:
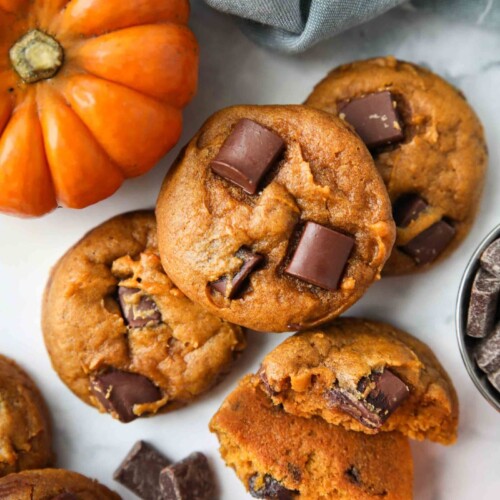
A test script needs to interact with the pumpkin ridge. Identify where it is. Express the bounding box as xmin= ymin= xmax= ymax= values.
xmin=0 ymin=90 xmax=57 ymax=217
xmin=36 ymin=83 xmax=124 ymax=208
xmin=71 ymin=23 xmax=199 ymax=106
